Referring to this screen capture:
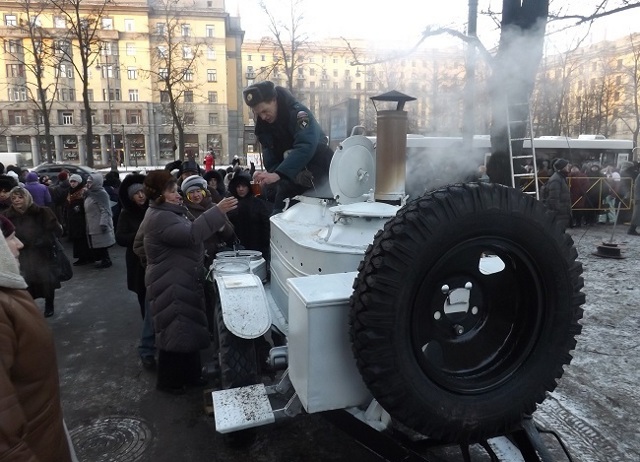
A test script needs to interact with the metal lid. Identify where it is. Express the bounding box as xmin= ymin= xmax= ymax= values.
xmin=329 ymin=135 xmax=375 ymax=204
xmin=329 ymin=201 xmax=399 ymax=219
